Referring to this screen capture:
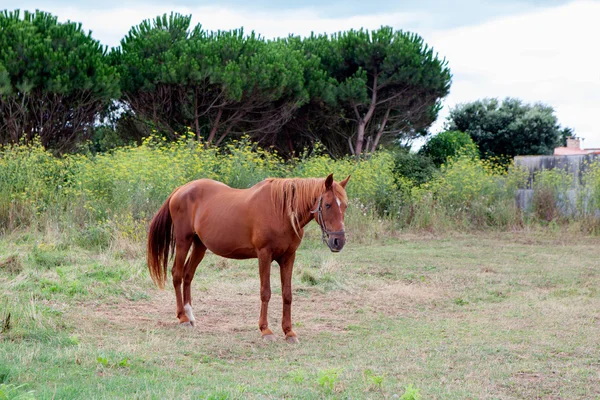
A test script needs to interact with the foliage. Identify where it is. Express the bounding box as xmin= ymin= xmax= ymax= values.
xmin=316 ymin=368 xmax=340 ymax=392
xmin=0 ymin=9 xmax=451 ymax=157
xmin=0 ymin=10 xmax=119 ymax=152
xmin=0 ymin=134 xmax=396 ymax=233
xmin=113 ymin=13 xmax=307 ymax=146
xmin=400 ymin=384 xmax=422 ymax=400
xmin=392 ymin=149 xmax=437 ymax=185
xmin=284 ymin=27 xmax=452 ymax=157
xmin=584 ymin=161 xmax=600 ymax=214
xmin=419 ymin=130 xmax=478 ymax=167
xmin=531 ymin=168 xmax=574 ymax=222
xmin=1 ymin=133 xmax=599 ymax=235
xmin=447 ymin=98 xmax=568 ymax=159
xmin=409 ymin=155 xmax=528 ymax=229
